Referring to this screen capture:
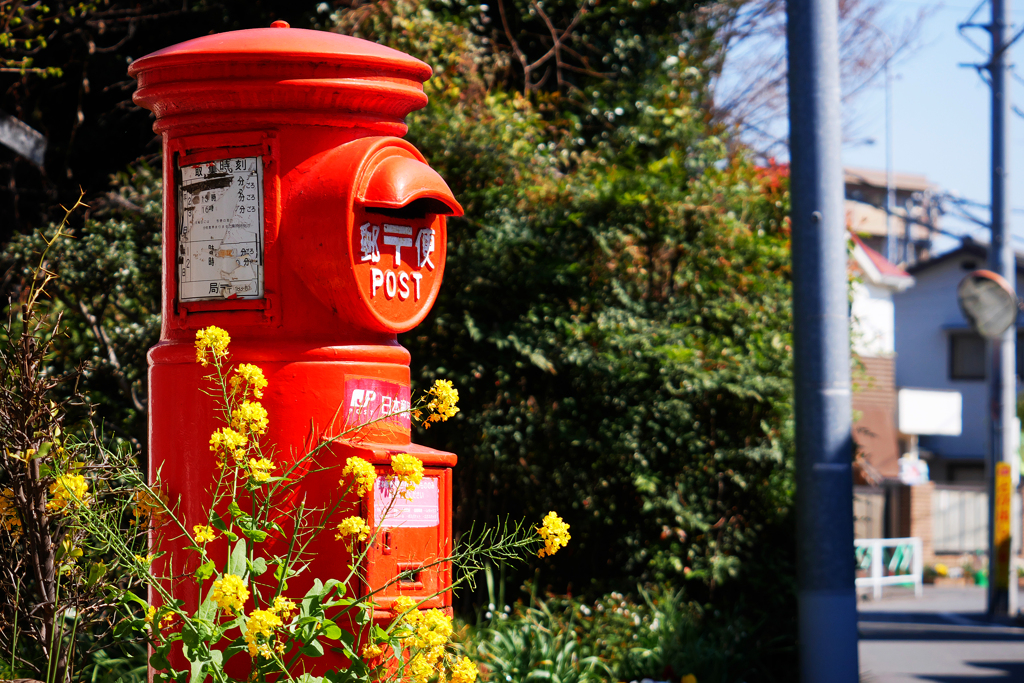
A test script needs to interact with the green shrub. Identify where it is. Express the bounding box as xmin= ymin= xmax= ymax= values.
xmin=468 ymin=585 xmax=791 ymax=683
